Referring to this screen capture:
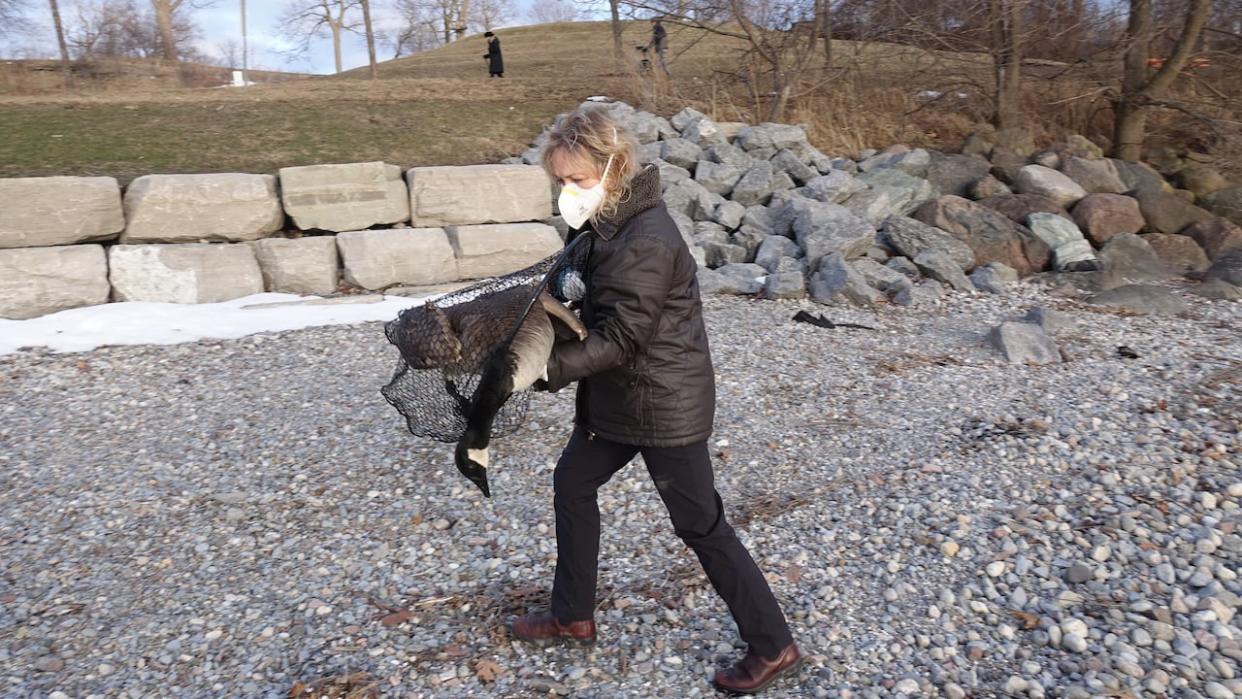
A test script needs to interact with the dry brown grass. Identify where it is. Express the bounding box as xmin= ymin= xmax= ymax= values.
xmin=1 ymin=20 xmax=1236 ymax=178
